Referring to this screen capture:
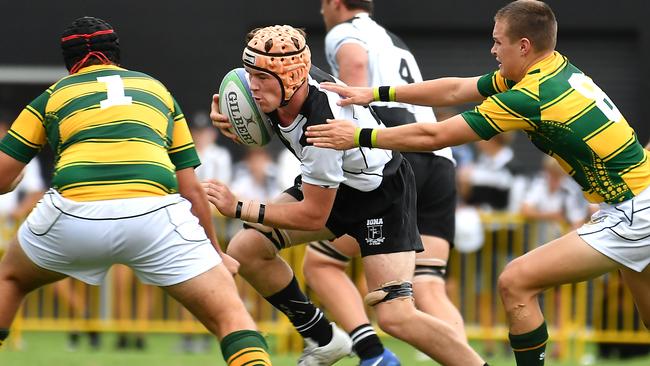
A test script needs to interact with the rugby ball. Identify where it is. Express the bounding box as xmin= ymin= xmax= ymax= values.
xmin=218 ymin=68 xmax=273 ymax=146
